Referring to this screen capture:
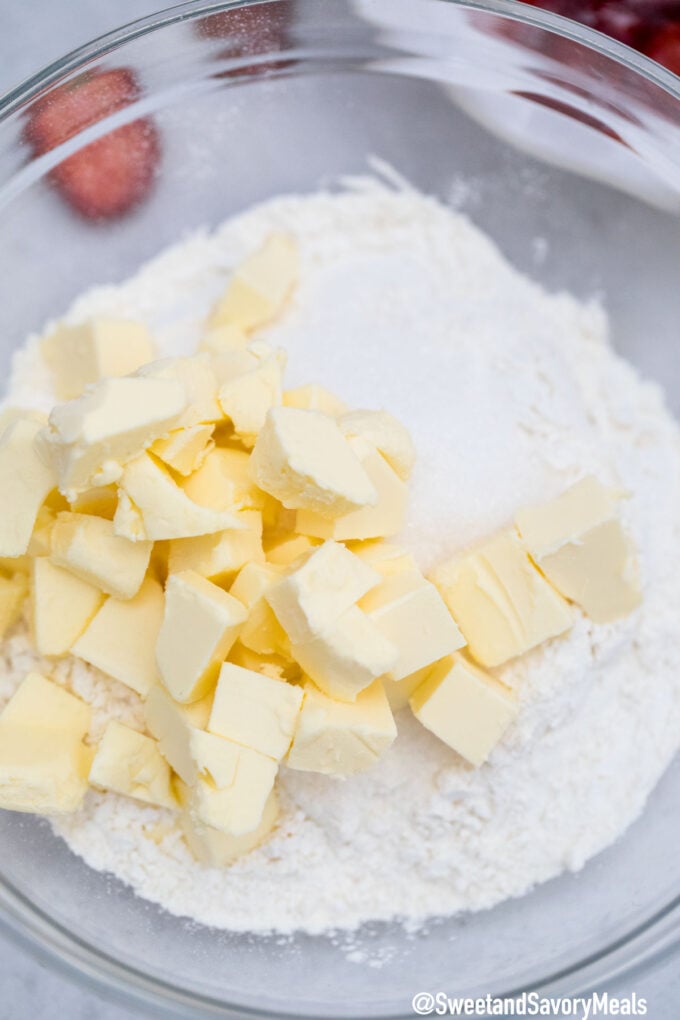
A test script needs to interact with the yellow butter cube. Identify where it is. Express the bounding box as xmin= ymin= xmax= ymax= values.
xmin=291 ymin=605 xmax=397 ymax=702
xmin=287 ymin=680 xmax=397 ymax=776
xmin=0 ymin=417 xmax=57 ymax=557
xmin=150 ymin=425 xmax=215 ymax=477
xmin=68 ymin=484 xmax=118 ymax=519
xmin=0 ymin=573 xmax=28 ymax=639
xmin=179 ymin=787 xmax=279 ymax=866
xmin=410 ymin=654 xmax=518 ymax=767
xmin=167 ymin=510 xmax=264 ymax=584
xmin=230 ymin=562 xmax=290 ymax=656
xmin=361 ymin=570 xmax=466 ymax=681
xmin=137 ymin=355 xmax=222 ymax=428
xmin=208 ymin=233 xmax=298 ymax=332
xmin=228 ymin=644 xmax=300 ymax=683
xmin=144 ymin=685 xmax=214 ymax=784
xmin=218 ymin=345 xmax=285 ymax=444
xmin=515 ymin=476 xmax=642 ymax=623
xmin=430 ymin=530 xmax=573 ymax=668
xmin=72 ymin=577 xmax=165 ymax=696
xmin=41 ymin=318 xmax=155 ymax=400
xmin=182 ymin=447 xmax=265 ymax=512
xmin=157 ymin=570 xmax=246 ymax=703
xmin=283 ymin=384 xmax=347 ymax=417
xmin=89 ymin=721 xmax=176 ymax=808
xmin=382 ymin=665 xmax=433 ymax=711
xmin=348 ymin=540 xmax=418 ymax=579
xmin=199 ymin=323 xmax=249 ymax=355
xmin=264 ymin=533 xmax=317 ymax=567
xmin=339 ymin=409 xmax=416 ymax=480
xmin=208 ymin=662 xmax=303 ymax=761
xmin=1 ymin=672 xmax=90 ymax=737
xmin=31 ymin=558 xmax=103 ymax=656
xmin=51 ymin=511 xmax=151 ymax=600
xmin=26 ymin=505 xmax=56 ymax=558
xmin=266 ymin=540 xmax=380 ymax=644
